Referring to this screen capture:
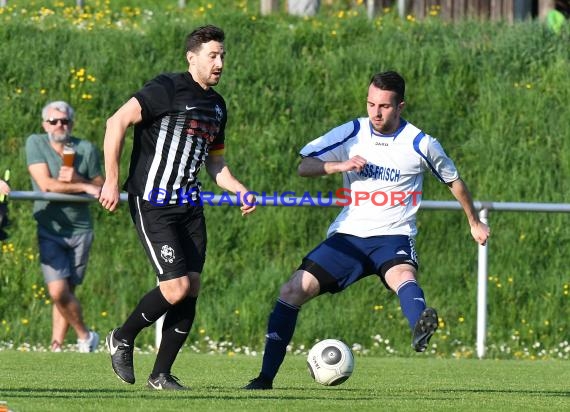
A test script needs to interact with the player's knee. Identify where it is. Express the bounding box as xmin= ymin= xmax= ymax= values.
xmin=385 ymin=270 xmax=416 ymax=292
xmin=163 ymin=288 xmax=190 ymax=305
xmin=160 ymin=277 xmax=192 ymax=304
xmin=279 ymin=277 xmax=317 ymax=306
